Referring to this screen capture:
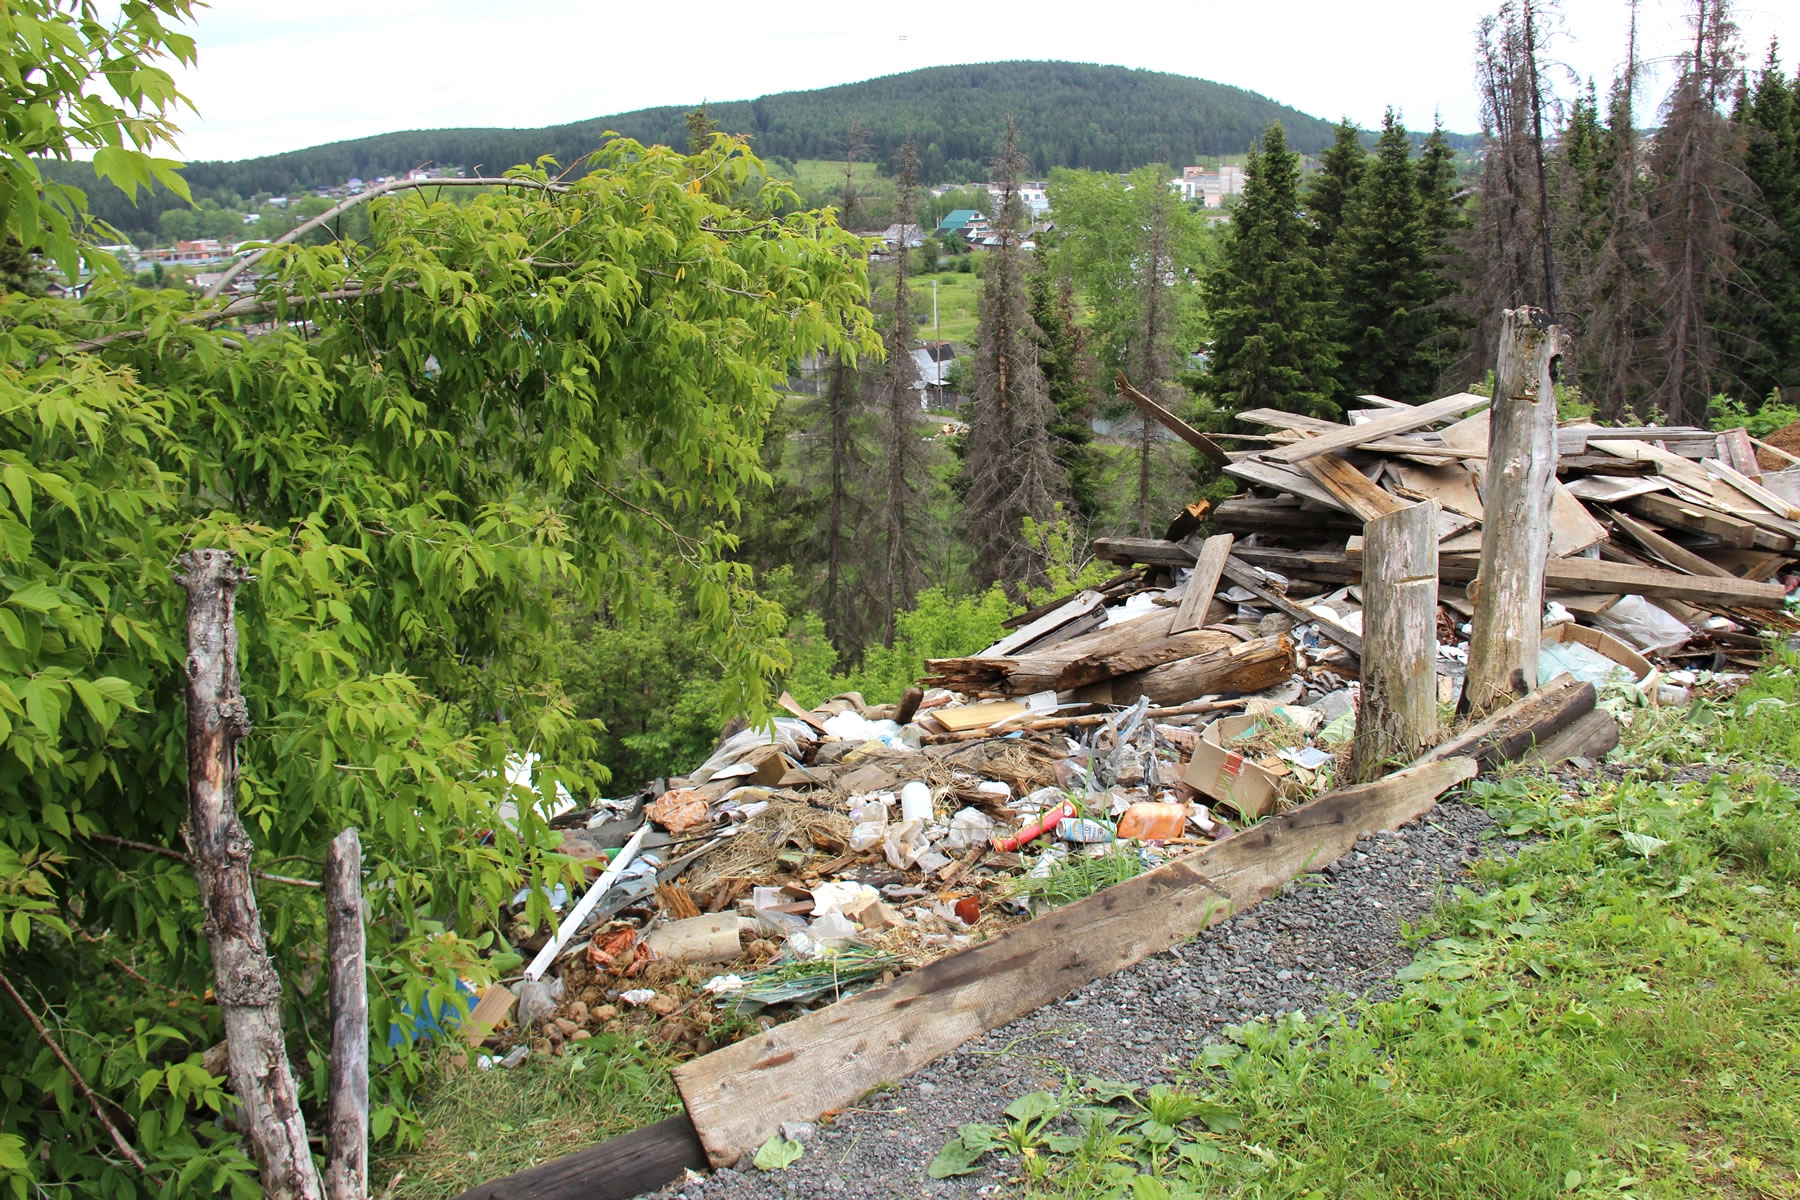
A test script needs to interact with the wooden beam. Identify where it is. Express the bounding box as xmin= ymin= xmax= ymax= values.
xmin=1221 ymin=557 xmax=1363 ymax=655
xmin=1211 ymin=499 xmax=1361 ymax=538
xmin=1555 ymin=426 xmax=1718 ymax=456
xmin=1093 ymin=536 xmax=1208 ymax=567
xmin=1173 ymin=534 xmax=1233 ymax=633
xmin=449 ymin=1114 xmax=709 ymax=1200
xmin=1347 ymin=538 xmax=1789 ymax=607
xmin=978 ymin=590 xmax=1105 ymax=658
xmin=1268 ymin=392 xmax=1489 ymax=463
xmin=1605 ymin=508 xmax=1736 ymax=579
xmin=1116 ymin=372 xmax=1231 ymax=466
xmin=1623 ymin=492 xmax=1759 ymax=548
xmin=1418 ymin=675 xmax=1596 ymax=771
xmin=670 ymin=758 xmax=1478 ymax=1168
xmin=1523 ymin=708 xmax=1622 ymax=768
xmin=1109 ymin=635 xmax=1297 ymax=706
xmin=1231 ymin=546 xmax=1358 ymax=582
